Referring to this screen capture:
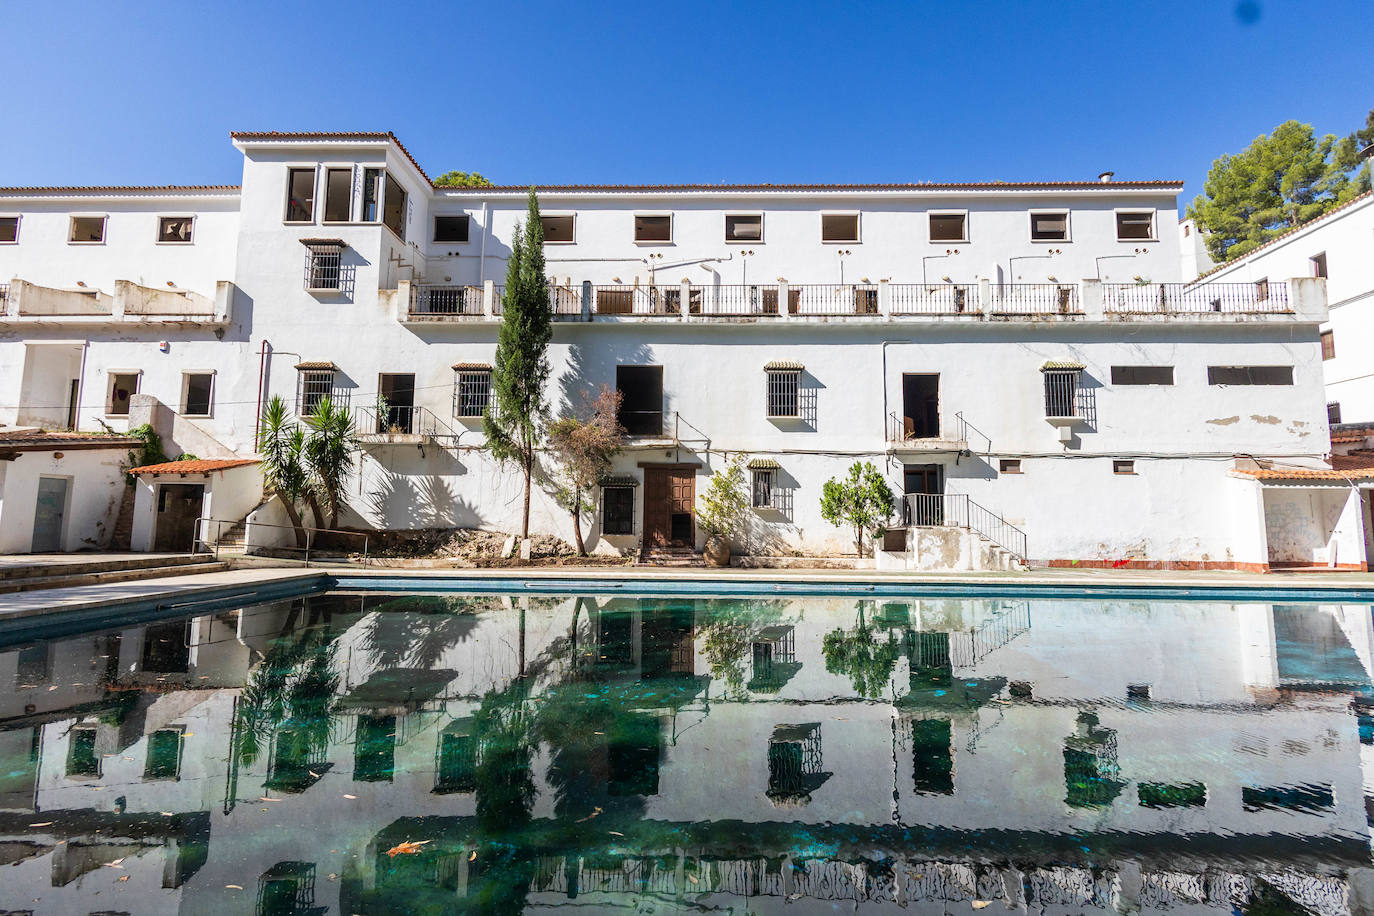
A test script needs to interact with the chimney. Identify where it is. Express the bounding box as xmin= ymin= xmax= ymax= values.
xmin=1098 ymin=171 xmax=1115 ymax=183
